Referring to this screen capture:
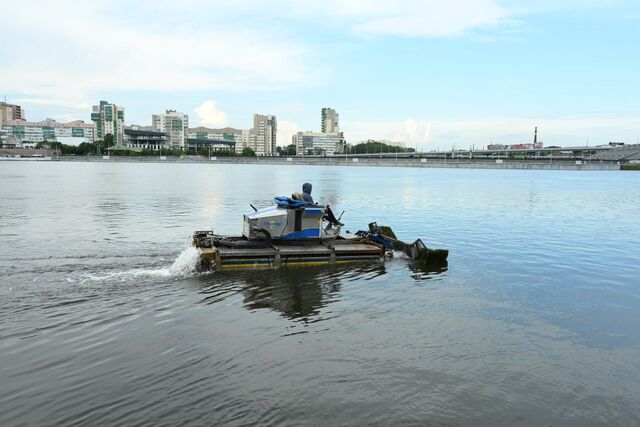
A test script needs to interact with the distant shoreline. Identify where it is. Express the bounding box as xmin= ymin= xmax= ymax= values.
xmin=36 ymin=155 xmax=622 ymax=171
